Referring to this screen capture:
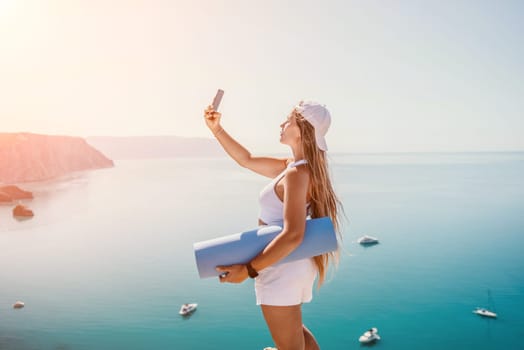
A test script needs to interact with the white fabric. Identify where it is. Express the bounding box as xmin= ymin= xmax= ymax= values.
xmin=258 ymin=159 xmax=308 ymax=226
xmin=256 ymin=159 xmax=317 ymax=306
xmin=255 ymin=258 xmax=317 ymax=306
